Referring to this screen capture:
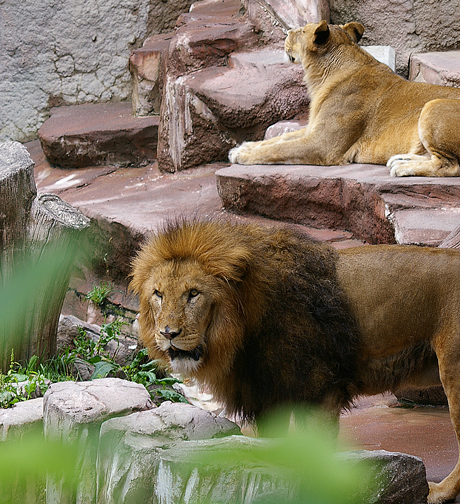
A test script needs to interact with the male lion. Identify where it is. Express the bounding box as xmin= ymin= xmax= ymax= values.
xmin=228 ymin=21 xmax=460 ymax=177
xmin=131 ymin=218 xmax=460 ymax=504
